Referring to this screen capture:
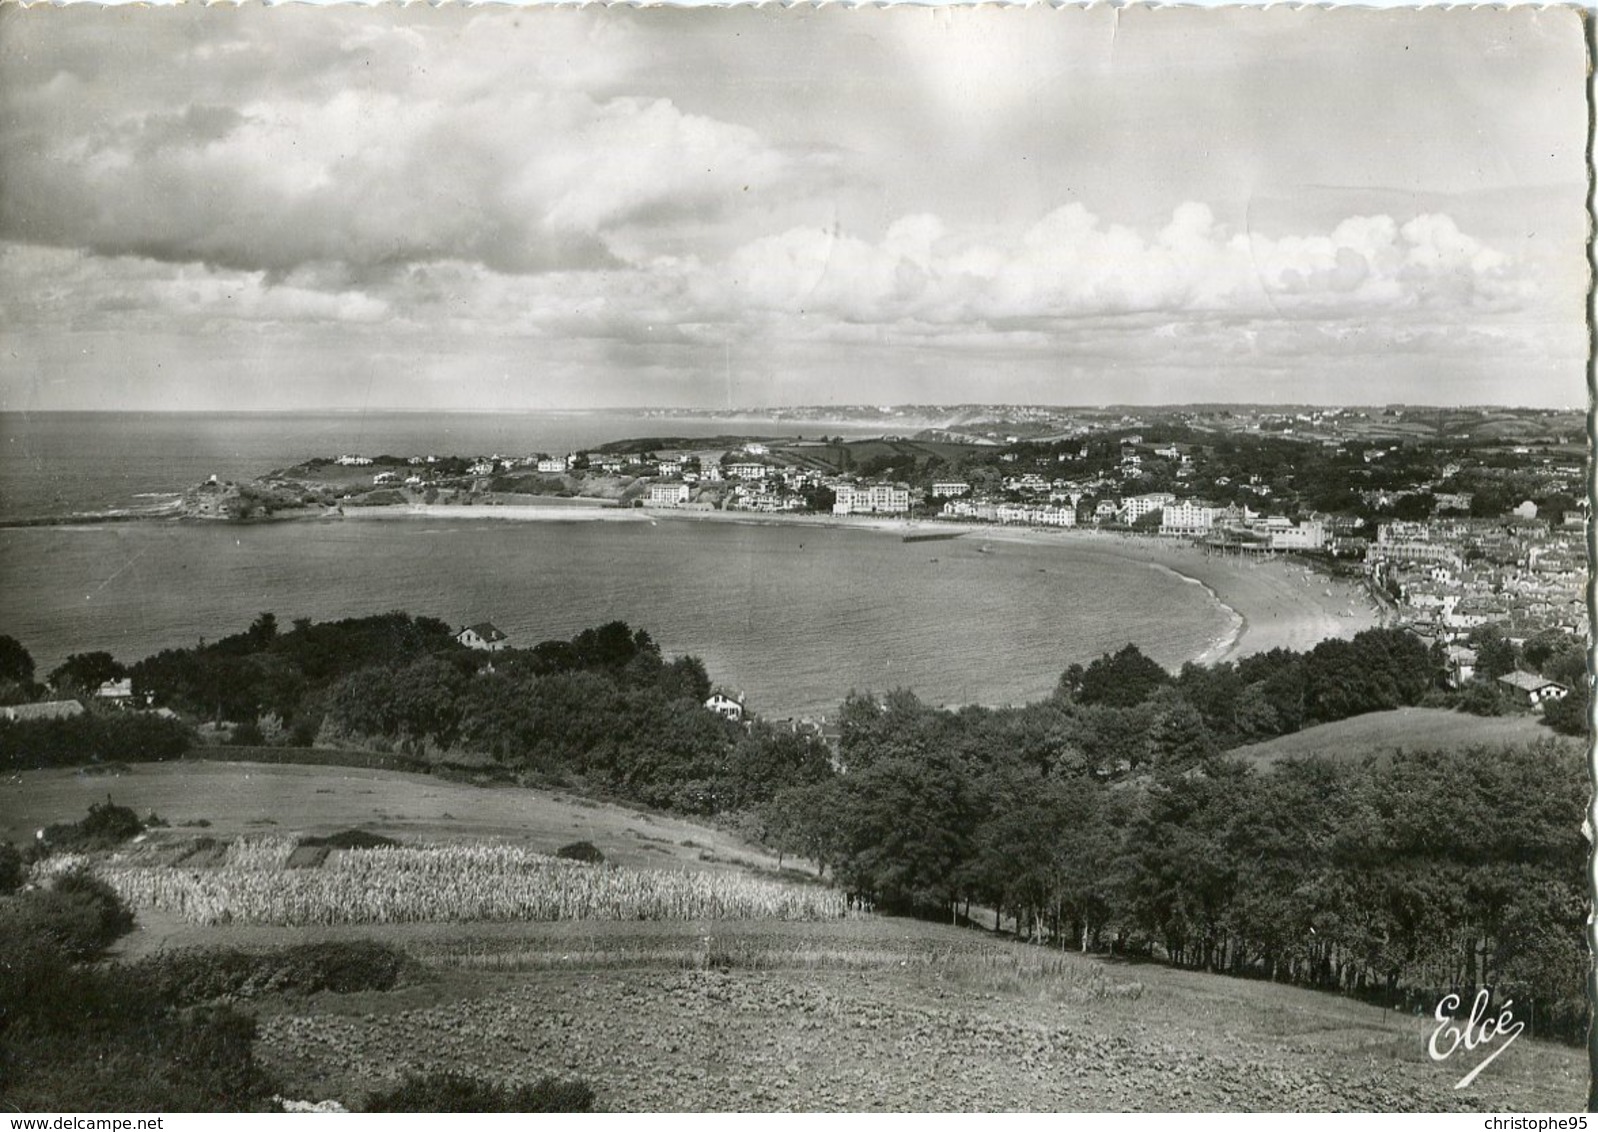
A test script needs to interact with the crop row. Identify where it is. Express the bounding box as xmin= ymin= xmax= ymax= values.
xmin=88 ymin=842 xmax=846 ymax=926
